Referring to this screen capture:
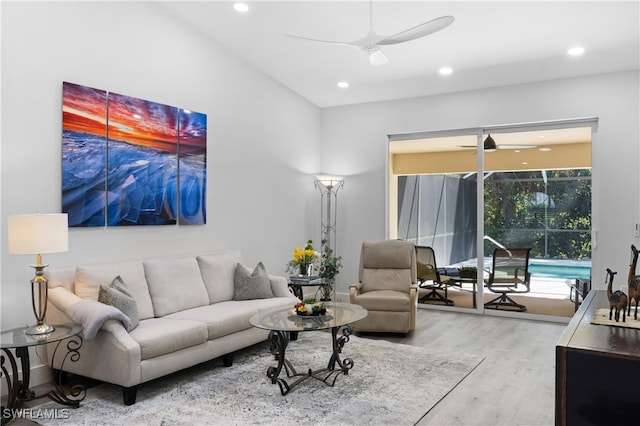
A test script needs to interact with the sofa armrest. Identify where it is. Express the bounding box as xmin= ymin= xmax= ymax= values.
xmin=46 ymin=286 xmax=83 ymax=324
xmin=40 ymin=286 xmax=142 ymax=387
